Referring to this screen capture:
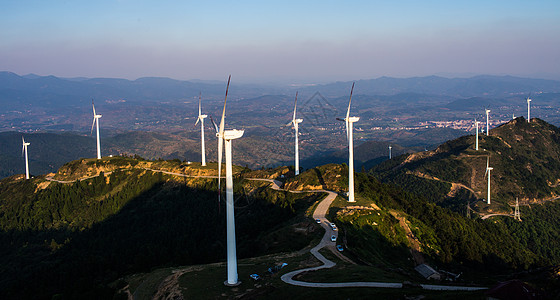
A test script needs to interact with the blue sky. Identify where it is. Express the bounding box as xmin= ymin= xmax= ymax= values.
xmin=1 ymin=0 xmax=559 ymax=83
